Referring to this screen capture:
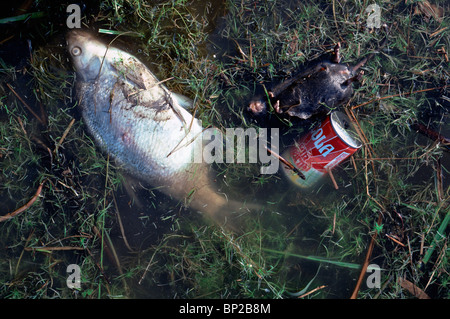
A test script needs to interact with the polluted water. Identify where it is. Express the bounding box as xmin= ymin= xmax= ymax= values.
xmin=0 ymin=0 xmax=448 ymax=300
